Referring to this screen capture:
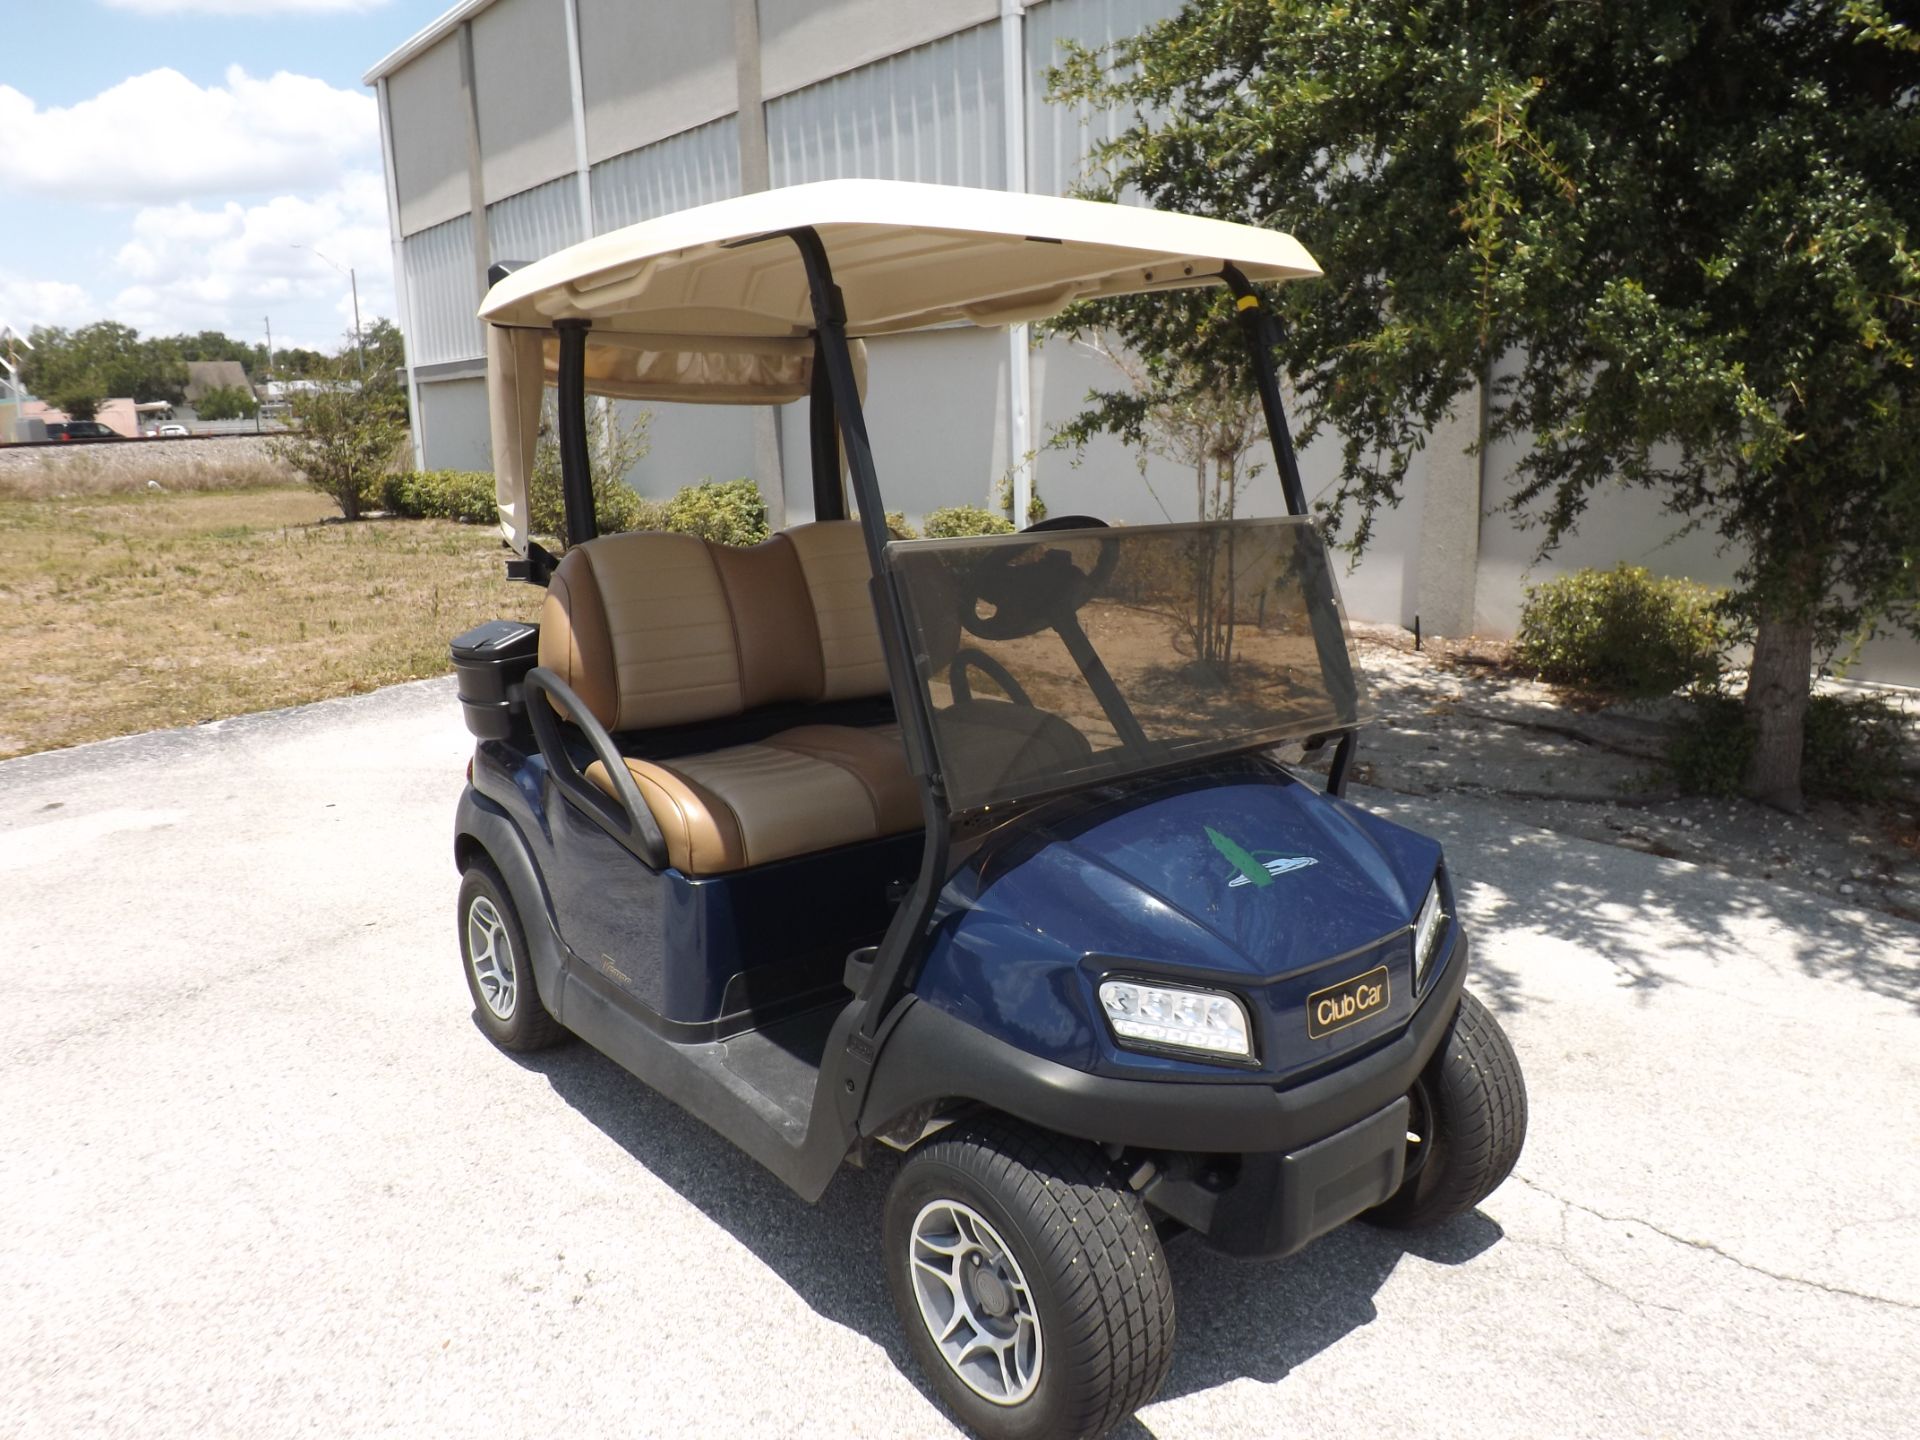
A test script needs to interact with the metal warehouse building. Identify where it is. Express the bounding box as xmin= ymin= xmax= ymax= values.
xmin=366 ymin=0 xmax=1917 ymax=683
